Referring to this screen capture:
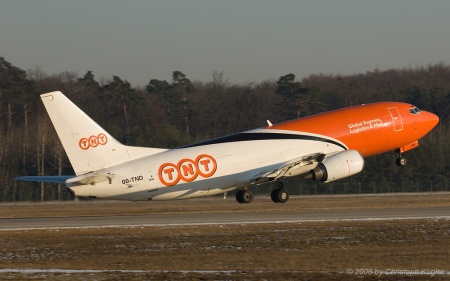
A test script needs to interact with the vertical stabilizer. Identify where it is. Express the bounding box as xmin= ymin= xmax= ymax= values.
xmin=41 ymin=91 xmax=131 ymax=175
